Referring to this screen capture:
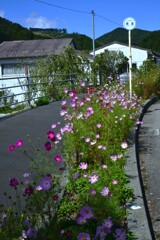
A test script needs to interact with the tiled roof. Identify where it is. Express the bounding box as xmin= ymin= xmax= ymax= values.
xmin=0 ymin=38 xmax=74 ymax=59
